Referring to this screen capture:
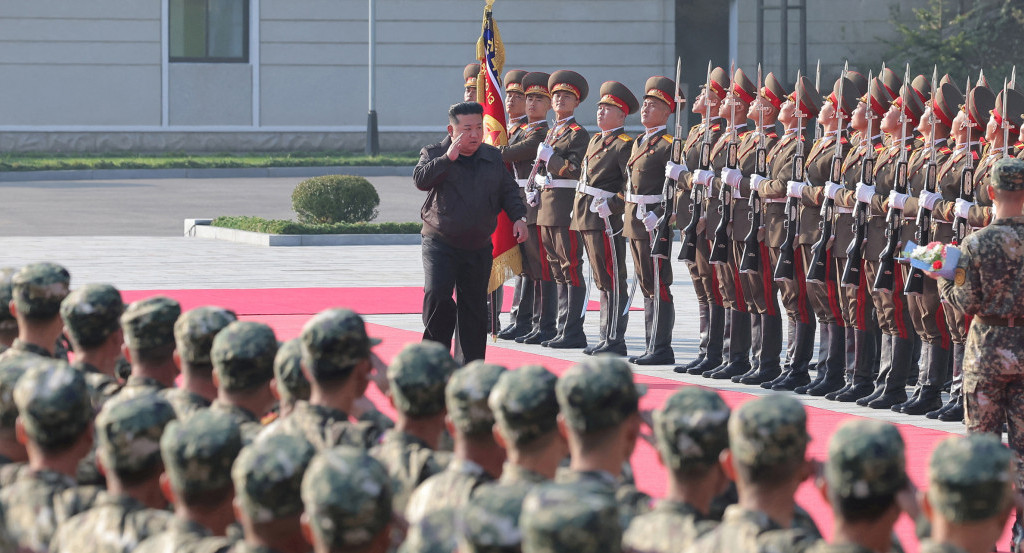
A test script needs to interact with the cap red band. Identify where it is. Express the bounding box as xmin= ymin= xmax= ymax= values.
xmin=992 ymin=110 xmax=1020 ymax=133
xmin=525 ymin=85 xmax=550 ymax=97
xmin=646 ymin=89 xmax=673 ymax=108
xmin=762 ymin=86 xmax=783 ymax=110
xmin=552 ymin=83 xmax=581 ymax=99
xmin=932 ymin=100 xmax=953 ymax=128
xmin=867 ymin=94 xmax=887 ymax=118
xmin=828 ymin=93 xmax=851 ymax=120
xmin=708 ymin=80 xmax=726 ymax=100
xmin=733 ymin=83 xmax=755 ymax=104
xmin=600 ymin=94 xmax=629 ymax=114
xmin=894 ymin=97 xmax=921 ymax=125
